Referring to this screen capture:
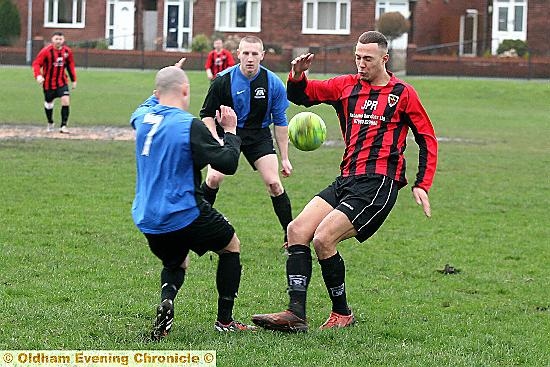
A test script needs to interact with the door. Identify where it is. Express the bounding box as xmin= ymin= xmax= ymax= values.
xmin=164 ymin=0 xmax=193 ymax=51
xmin=107 ymin=0 xmax=135 ymax=50
xmin=492 ymin=0 xmax=527 ymax=54
xmin=459 ymin=9 xmax=478 ymax=56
